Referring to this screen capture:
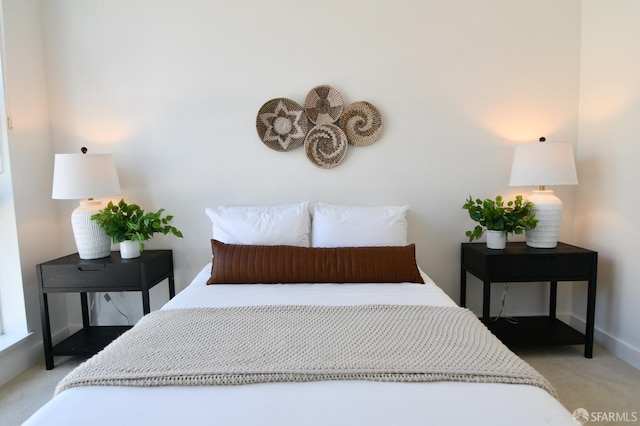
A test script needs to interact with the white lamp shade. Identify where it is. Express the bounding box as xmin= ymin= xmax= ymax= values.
xmin=508 ymin=140 xmax=578 ymax=248
xmin=52 ymin=152 xmax=121 ymax=259
xmin=509 ymin=142 xmax=578 ymax=187
xmin=52 ymin=153 xmax=121 ymax=200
